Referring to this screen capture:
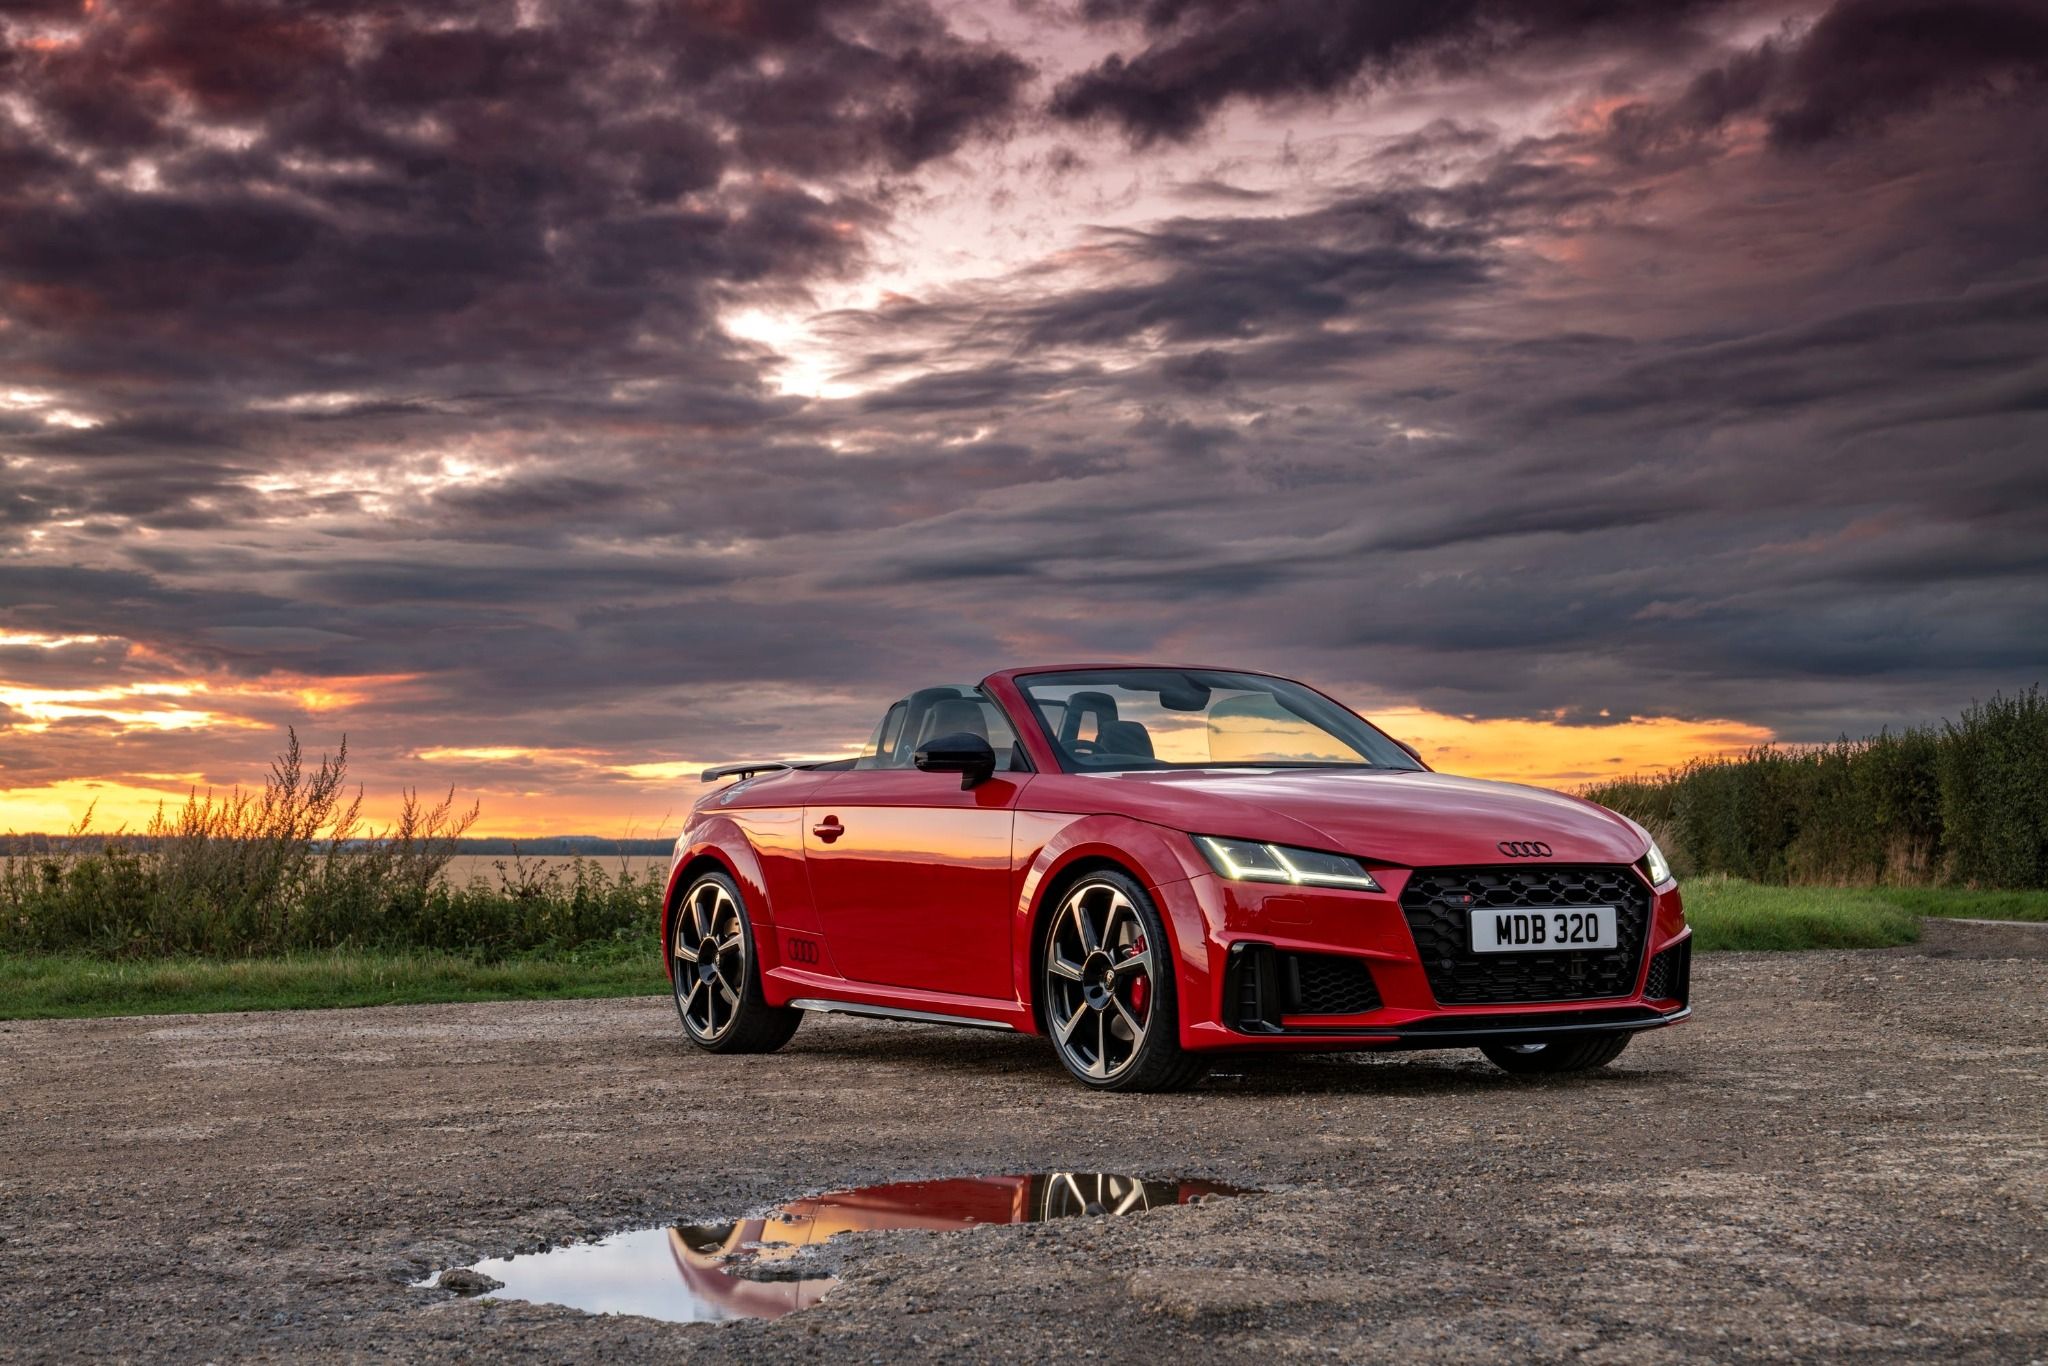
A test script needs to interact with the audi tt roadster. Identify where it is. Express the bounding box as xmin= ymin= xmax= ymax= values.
xmin=664 ymin=665 xmax=1691 ymax=1091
